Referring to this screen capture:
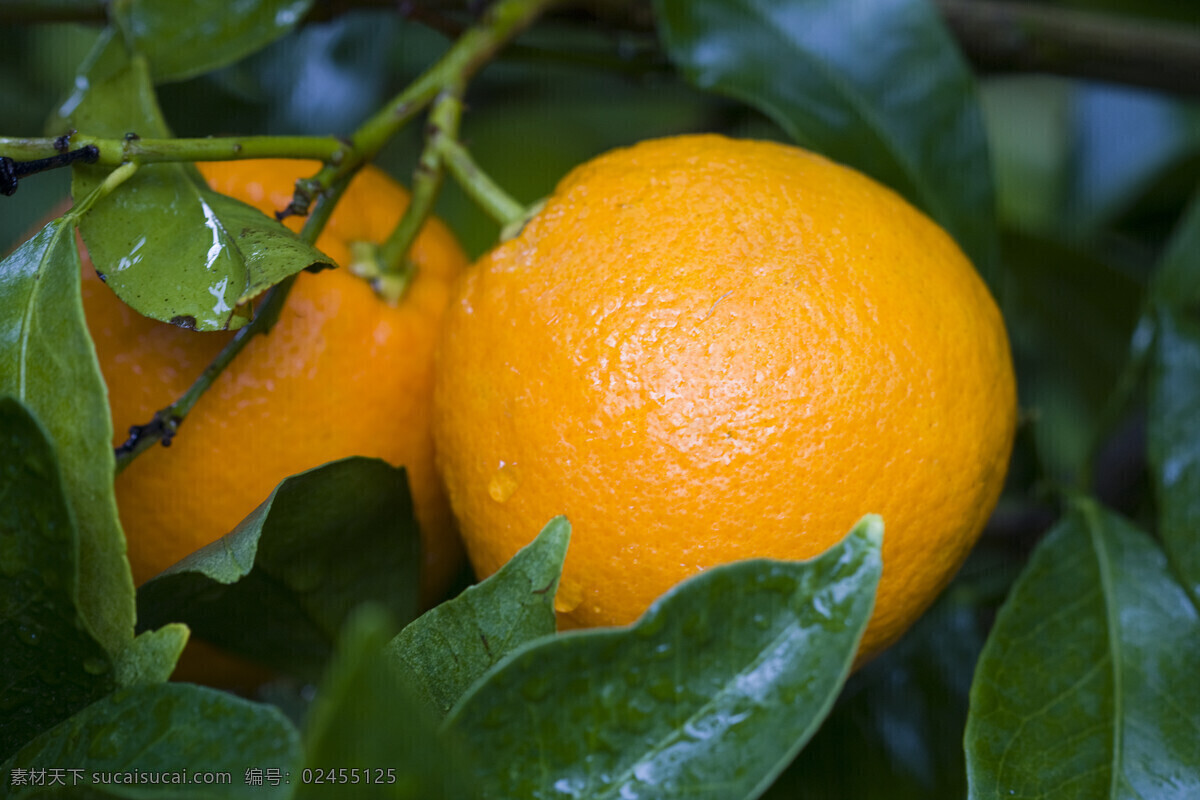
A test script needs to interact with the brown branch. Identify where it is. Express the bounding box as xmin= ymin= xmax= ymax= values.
xmin=938 ymin=0 xmax=1200 ymax=99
